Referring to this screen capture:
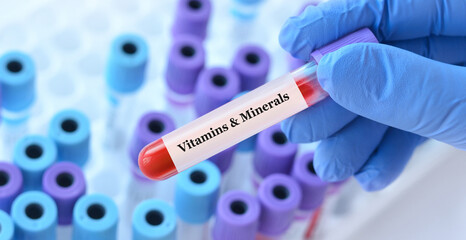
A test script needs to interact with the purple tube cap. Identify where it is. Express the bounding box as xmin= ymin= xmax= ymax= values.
xmin=258 ymin=174 xmax=302 ymax=236
xmin=254 ymin=124 xmax=297 ymax=178
xmin=311 ymin=28 xmax=378 ymax=63
xmin=232 ymin=45 xmax=270 ymax=91
xmin=129 ymin=112 xmax=176 ymax=167
xmin=213 ymin=190 xmax=260 ymax=240
xmin=165 ymin=35 xmax=205 ymax=95
xmin=0 ymin=162 xmax=23 ymax=213
xmin=42 ymin=162 xmax=86 ymax=225
xmin=172 ymin=0 xmax=212 ymax=39
xmin=291 ymin=152 xmax=328 ymax=211
xmin=194 ymin=67 xmax=241 ymax=117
